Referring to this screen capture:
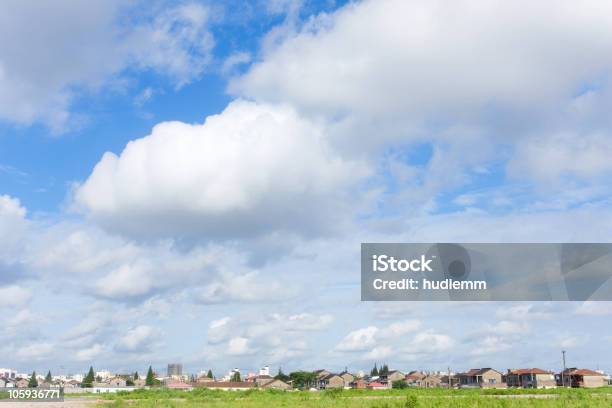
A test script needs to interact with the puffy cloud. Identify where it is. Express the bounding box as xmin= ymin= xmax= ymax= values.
xmin=0 ymin=0 xmax=213 ymax=130
xmin=0 ymin=285 xmax=31 ymax=308
xmin=75 ymin=343 xmax=105 ymax=361
xmin=227 ymin=337 xmax=252 ymax=355
xmin=115 ymin=325 xmax=163 ymax=352
xmin=335 ymin=326 xmax=379 ymax=352
xmin=74 ymin=100 xmax=366 ymax=240
xmin=233 ymin=0 xmax=612 ymax=121
xmin=15 ymin=342 xmax=54 ymax=361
